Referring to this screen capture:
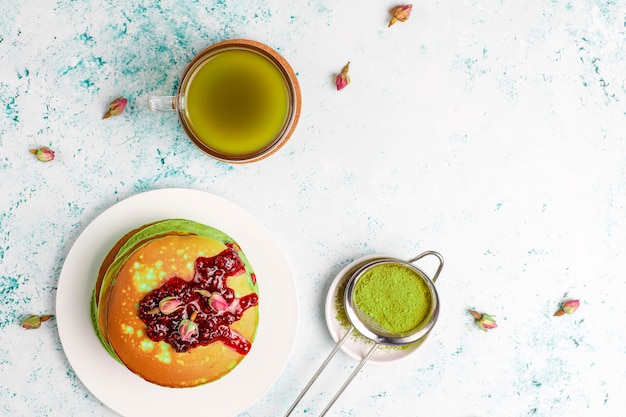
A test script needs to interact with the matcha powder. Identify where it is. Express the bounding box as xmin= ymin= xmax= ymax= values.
xmin=353 ymin=264 xmax=432 ymax=334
